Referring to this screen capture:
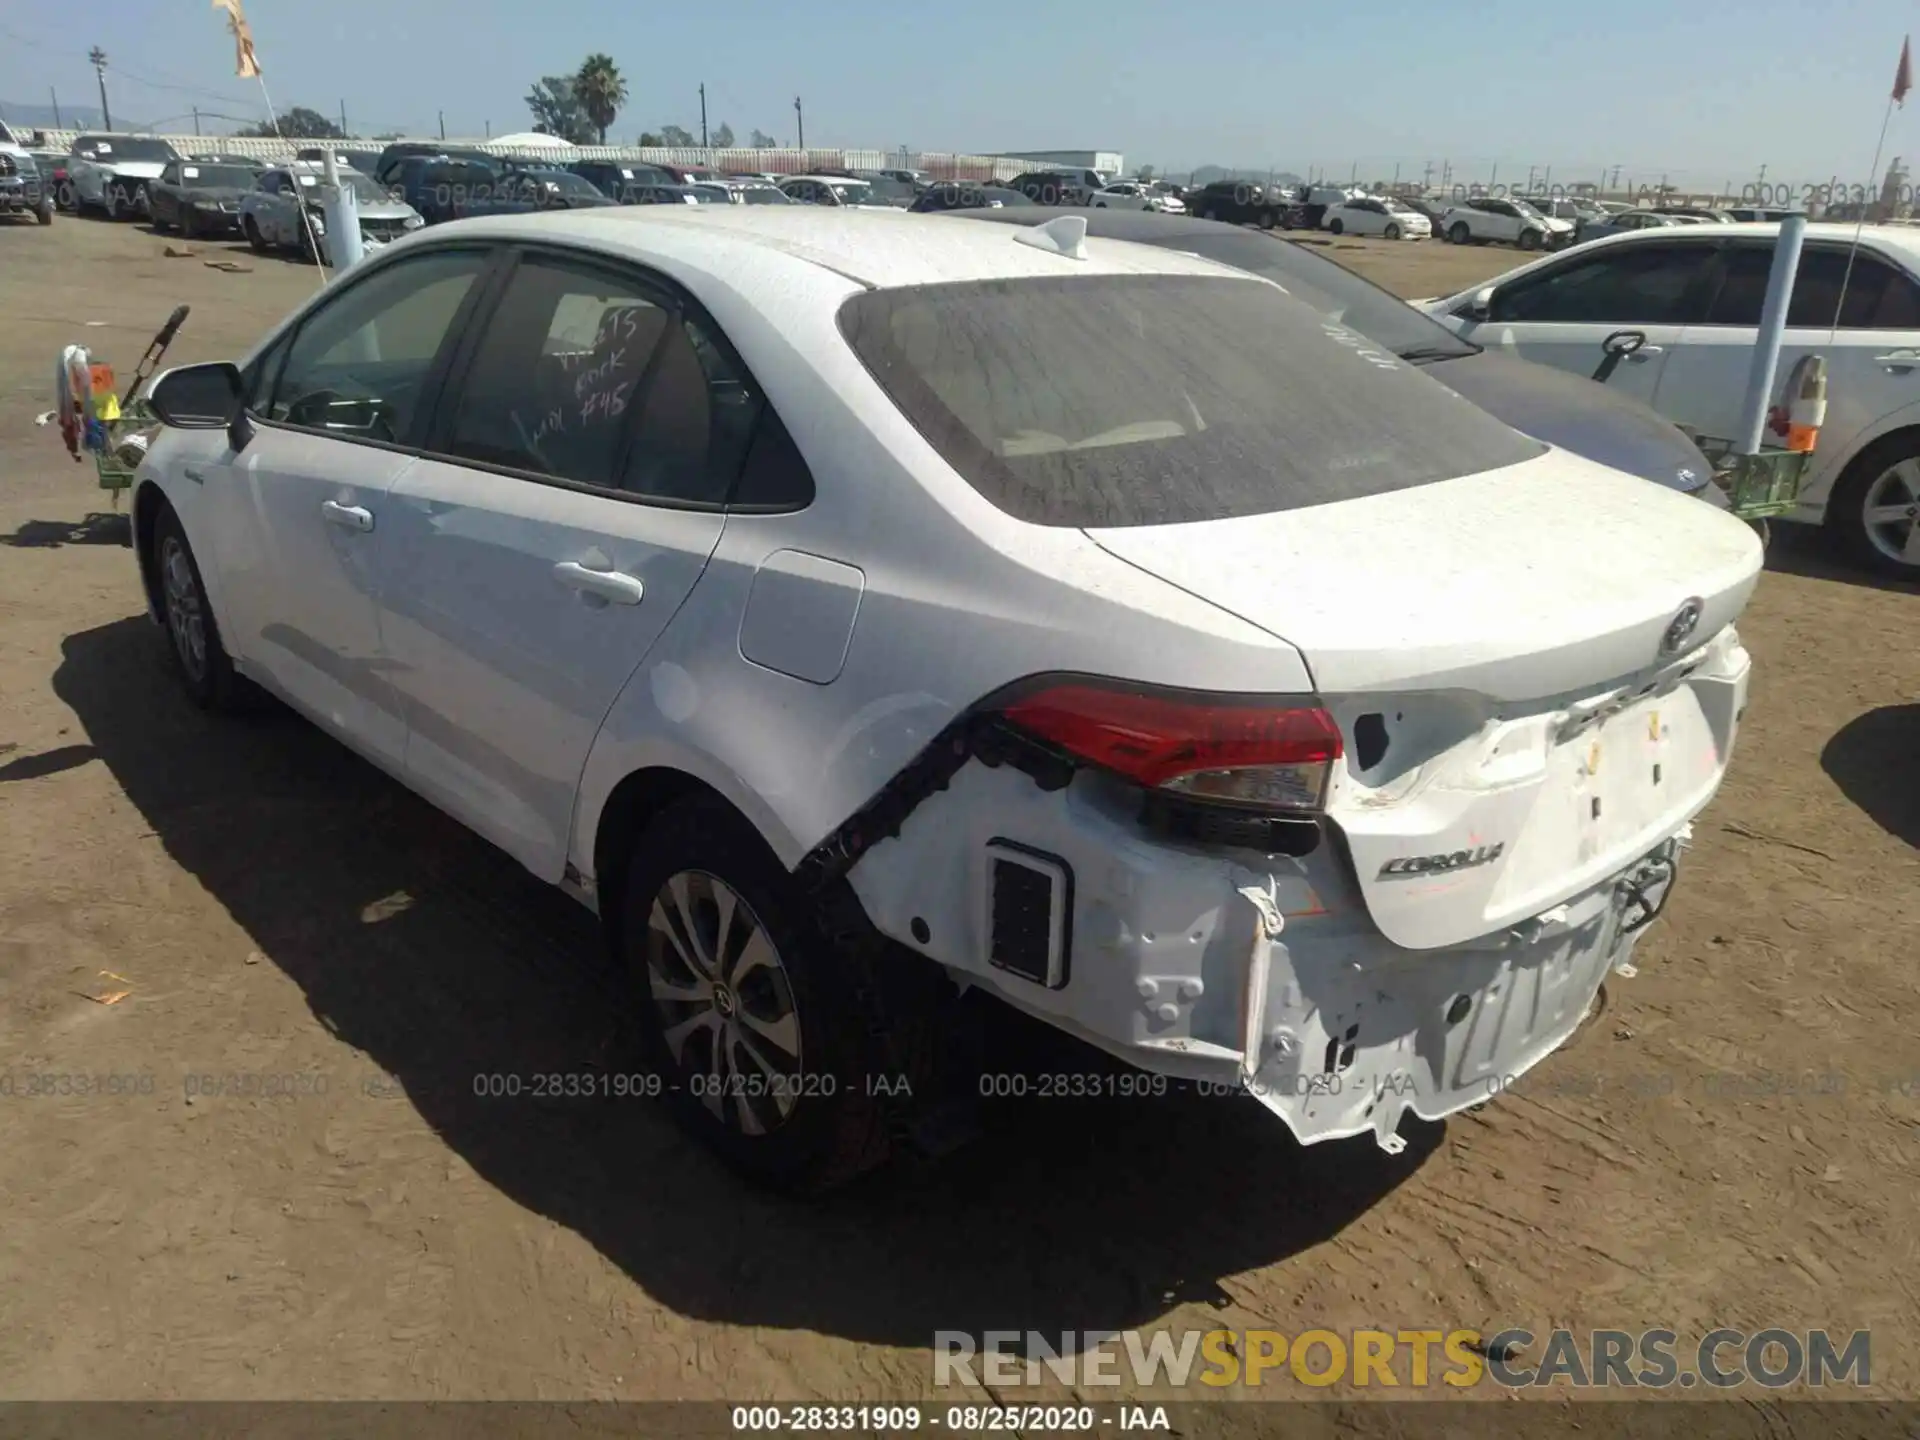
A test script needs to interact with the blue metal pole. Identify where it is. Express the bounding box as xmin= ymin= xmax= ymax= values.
xmin=1736 ymin=212 xmax=1807 ymax=455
